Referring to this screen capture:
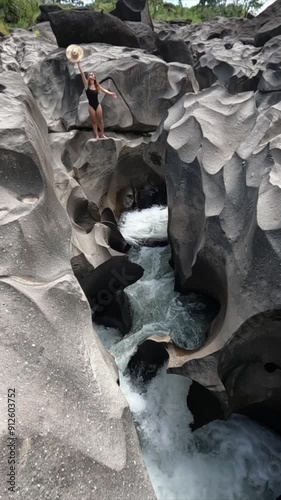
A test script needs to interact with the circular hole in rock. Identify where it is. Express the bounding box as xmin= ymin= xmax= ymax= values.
xmin=264 ymin=362 xmax=280 ymax=373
